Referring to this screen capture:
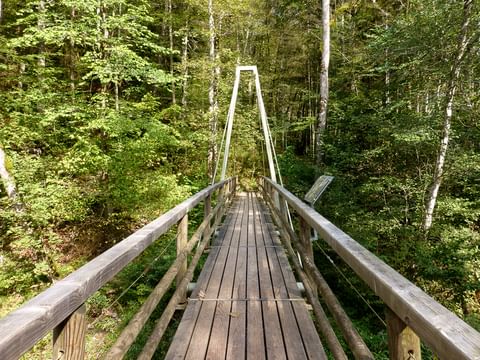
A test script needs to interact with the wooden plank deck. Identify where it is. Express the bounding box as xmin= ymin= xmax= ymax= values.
xmin=165 ymin=192 xmax=327 ymax=360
